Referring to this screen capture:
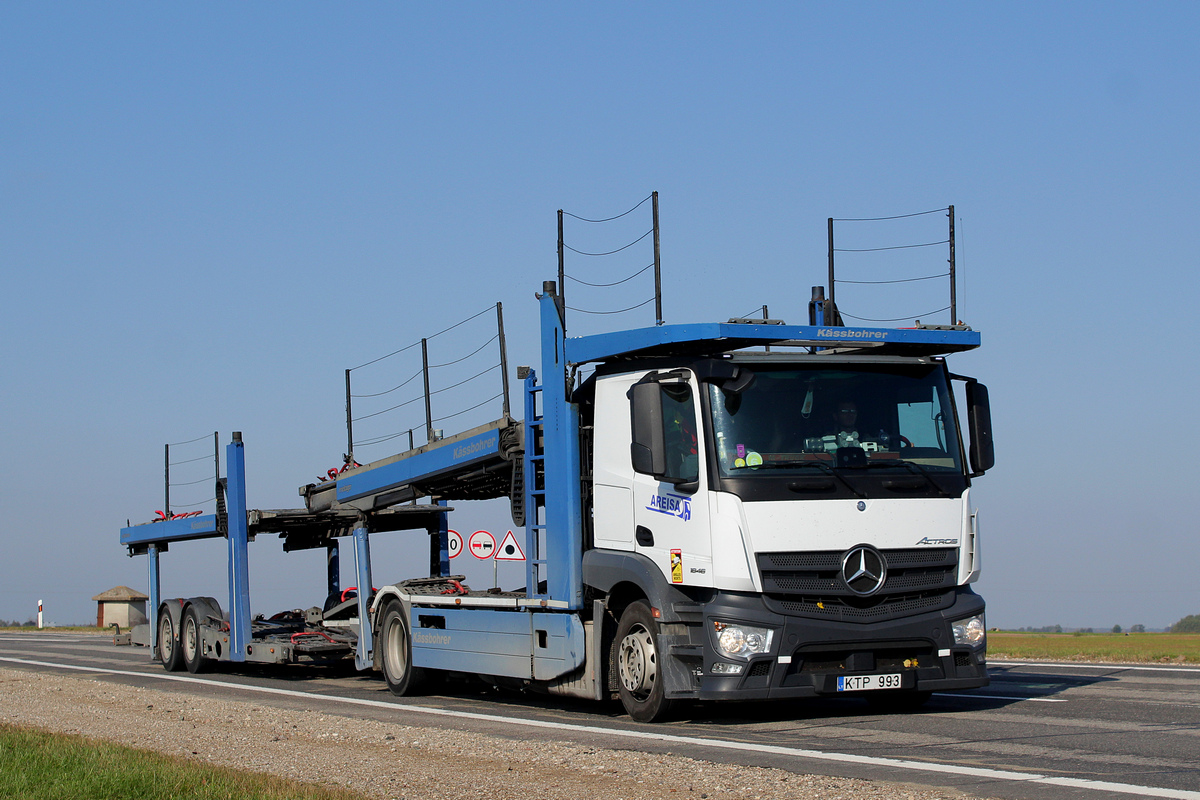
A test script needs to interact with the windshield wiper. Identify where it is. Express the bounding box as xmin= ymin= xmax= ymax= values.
xmin=860 ymin=459 xmax=952 ymax=498
xmin=745 ymin=459 xmax=867 ymax=498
